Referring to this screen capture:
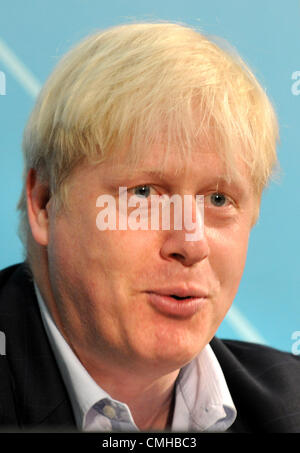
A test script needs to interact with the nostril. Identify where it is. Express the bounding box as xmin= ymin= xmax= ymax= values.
xmin=170 ymin=253 xmax=185 ymax=261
